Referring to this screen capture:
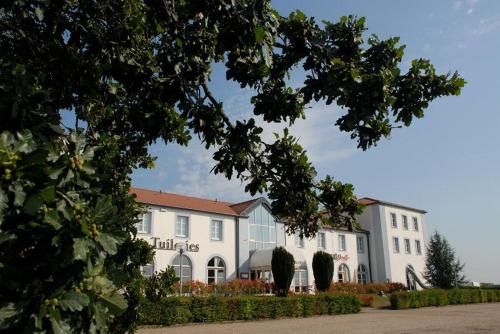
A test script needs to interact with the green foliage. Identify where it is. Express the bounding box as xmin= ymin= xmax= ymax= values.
xmin=1 ymin=0 xmax=463 ymax=332
xmin=271 ymin=247 xmax=295 ymax=296
xmin=424 ymin=231 xmax=466 ymax=289
xmin=390 ymin=289 xmax=500 ymax=309
xmin=312 ymin=251 xmax=334 ymax=291
xmin=144 ymin=267 xmax=179 ymax=301
xmin=139 ymin=294 xmax=361 ymax=326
